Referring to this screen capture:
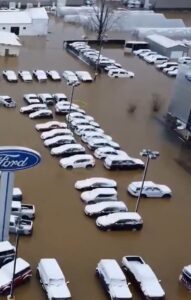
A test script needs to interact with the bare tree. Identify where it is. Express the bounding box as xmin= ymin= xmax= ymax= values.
xmin=91 ymin=0 xmax=114 ymax=41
